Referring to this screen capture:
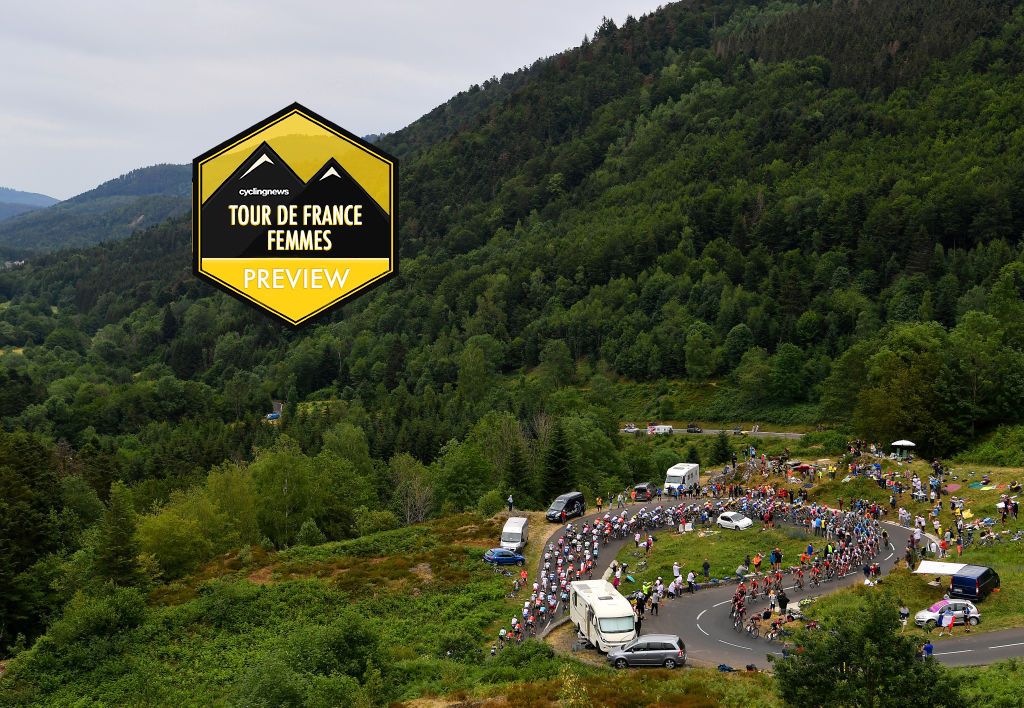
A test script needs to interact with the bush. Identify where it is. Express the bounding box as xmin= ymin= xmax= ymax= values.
xmin=286 ymin=612 xmax=378 ymax=677
xmin=47 ymin=587 xmax=148 ymax=648
xmin=353 ymin=506 xmax=399 ymax=536
xmin=477 ymin=489 xmax=505 ymax=518
xmin=232 ymin=654 xmax=304 ymax=707
xmin=295 ymin=519 xmax=327 ymax=546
